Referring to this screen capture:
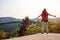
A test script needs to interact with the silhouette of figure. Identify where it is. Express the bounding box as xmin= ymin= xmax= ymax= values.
xmin=37 ymin=8 xmax=56 ymax=34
